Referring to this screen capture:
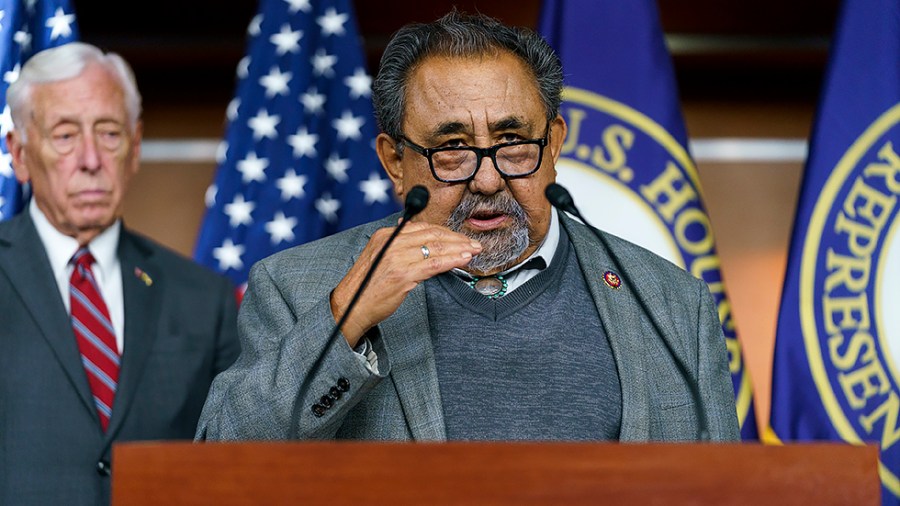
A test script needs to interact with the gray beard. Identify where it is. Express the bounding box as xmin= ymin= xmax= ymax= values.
xmin=445 ymin=191 xmax=530 ymax=274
